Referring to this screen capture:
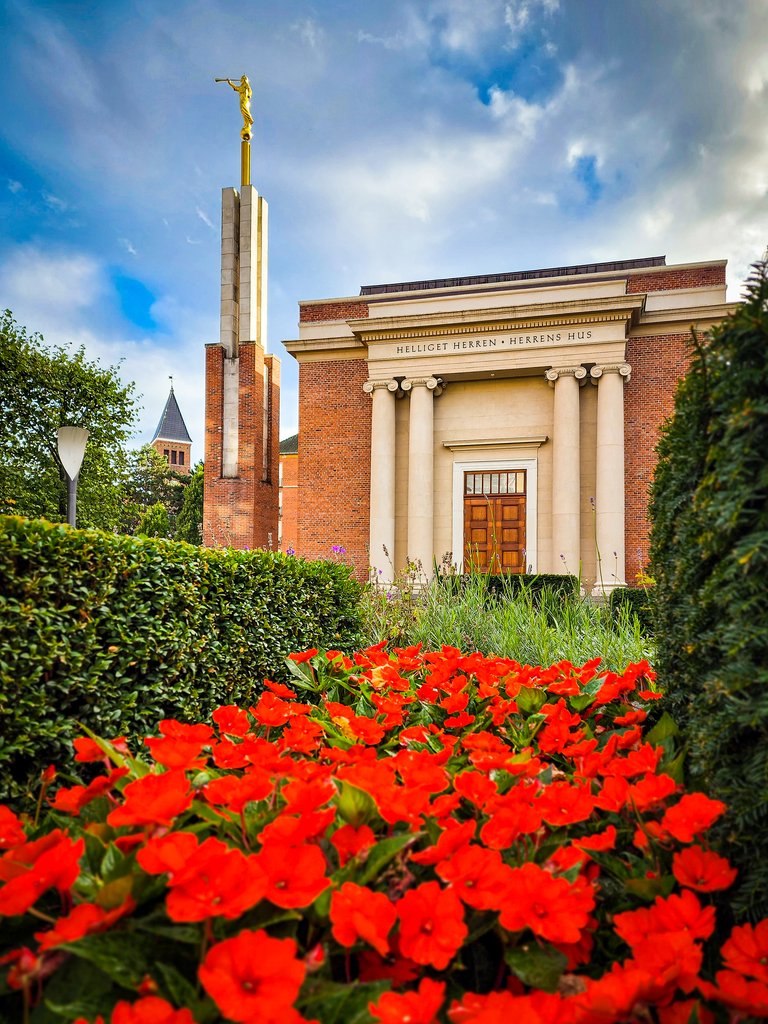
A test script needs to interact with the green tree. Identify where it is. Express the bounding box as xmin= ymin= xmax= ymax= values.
xmin=175 ymin=461 xmax=204 ymax=544
xmin=650 ymin=258 xmax=768 ymax=920
xmin=120 ymin=445 xmax=187 ymax=536
xmin=0 ymin=311 xmax=138 ymax=528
